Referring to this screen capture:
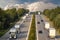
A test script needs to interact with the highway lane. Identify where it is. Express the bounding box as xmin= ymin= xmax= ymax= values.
xmin=36 ymin=14 xmax=55 ymax=40
xmin=15 ymin=15 xmax=32 ymax=40
xmin=0 ymin=17 xmax=24 ymax=40
xmin=40 ymin=14 xmax=60 ymax=40
xmin=0 ymin=14 xmax=32 ymax=40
